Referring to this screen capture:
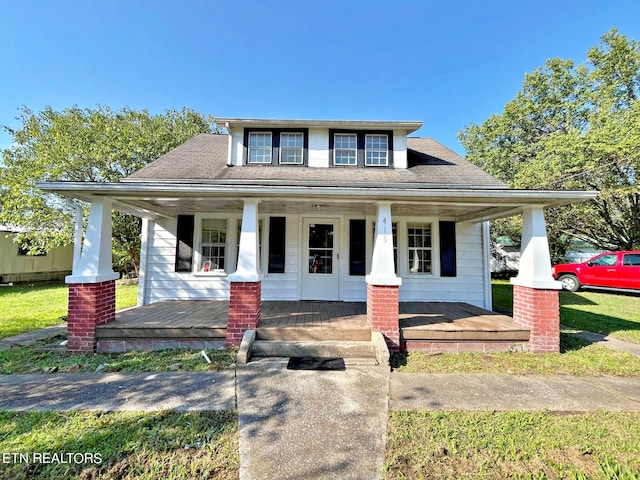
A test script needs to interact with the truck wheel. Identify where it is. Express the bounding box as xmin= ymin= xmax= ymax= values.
xmin=559 ymin=274 xmax=580 ymax=292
